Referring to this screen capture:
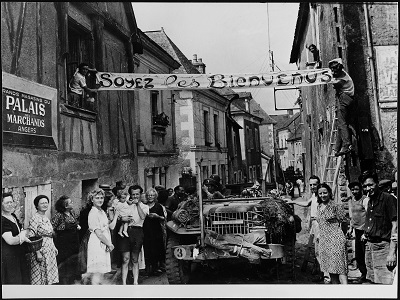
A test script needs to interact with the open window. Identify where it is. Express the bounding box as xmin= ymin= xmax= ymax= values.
xmin=65 ymin=20 xmax=96 ymax=111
